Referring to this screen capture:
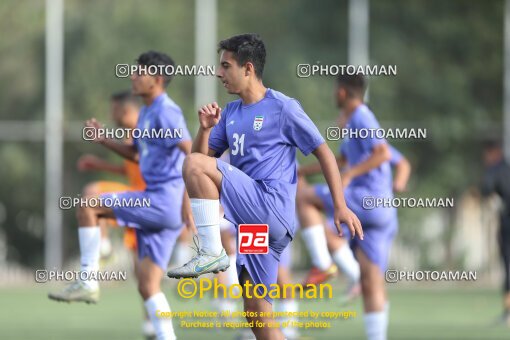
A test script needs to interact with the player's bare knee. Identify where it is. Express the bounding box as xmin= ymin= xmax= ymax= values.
xmin=183 ymin=153 xmax=207 ymax=179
